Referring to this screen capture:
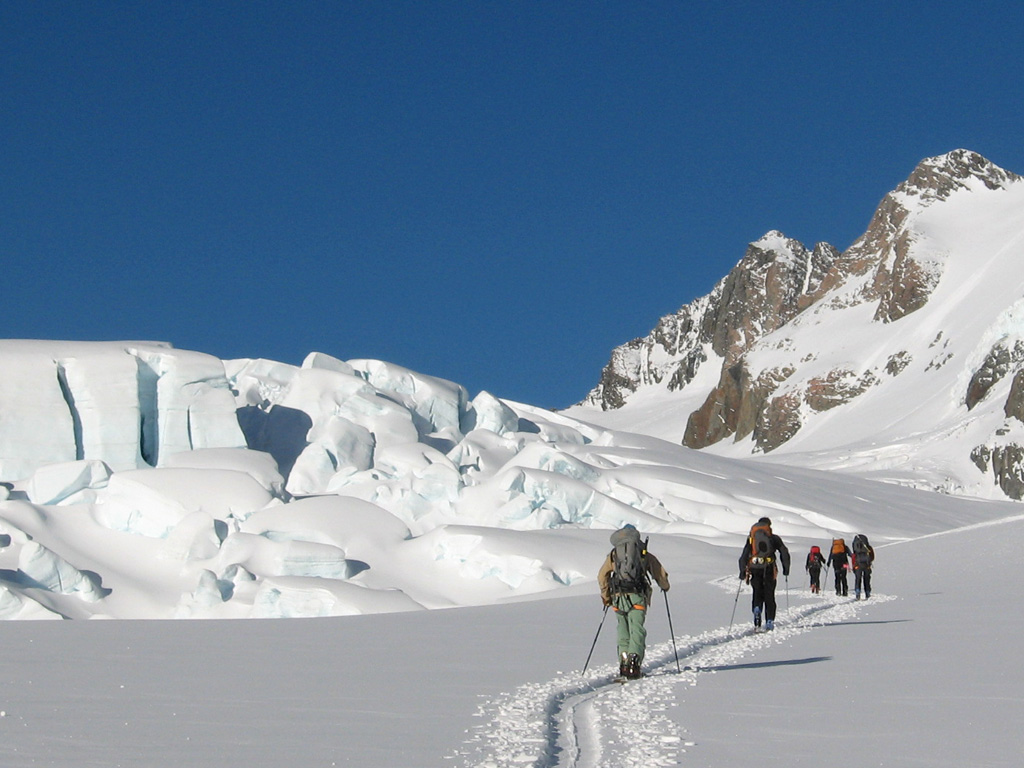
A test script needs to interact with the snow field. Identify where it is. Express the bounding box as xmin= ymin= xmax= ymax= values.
xmin=456 ymin=582 xmax=890 ymax=768
xmin=0 ymin=512 xmax=1019 ymax=767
